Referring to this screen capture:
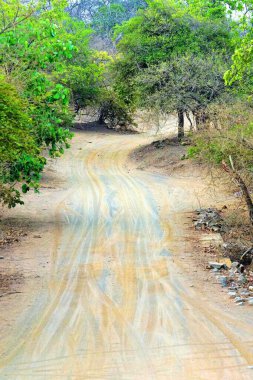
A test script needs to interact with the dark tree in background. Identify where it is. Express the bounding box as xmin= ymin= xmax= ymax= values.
xmin=67 ymin=0 xmax=147 ymax=38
